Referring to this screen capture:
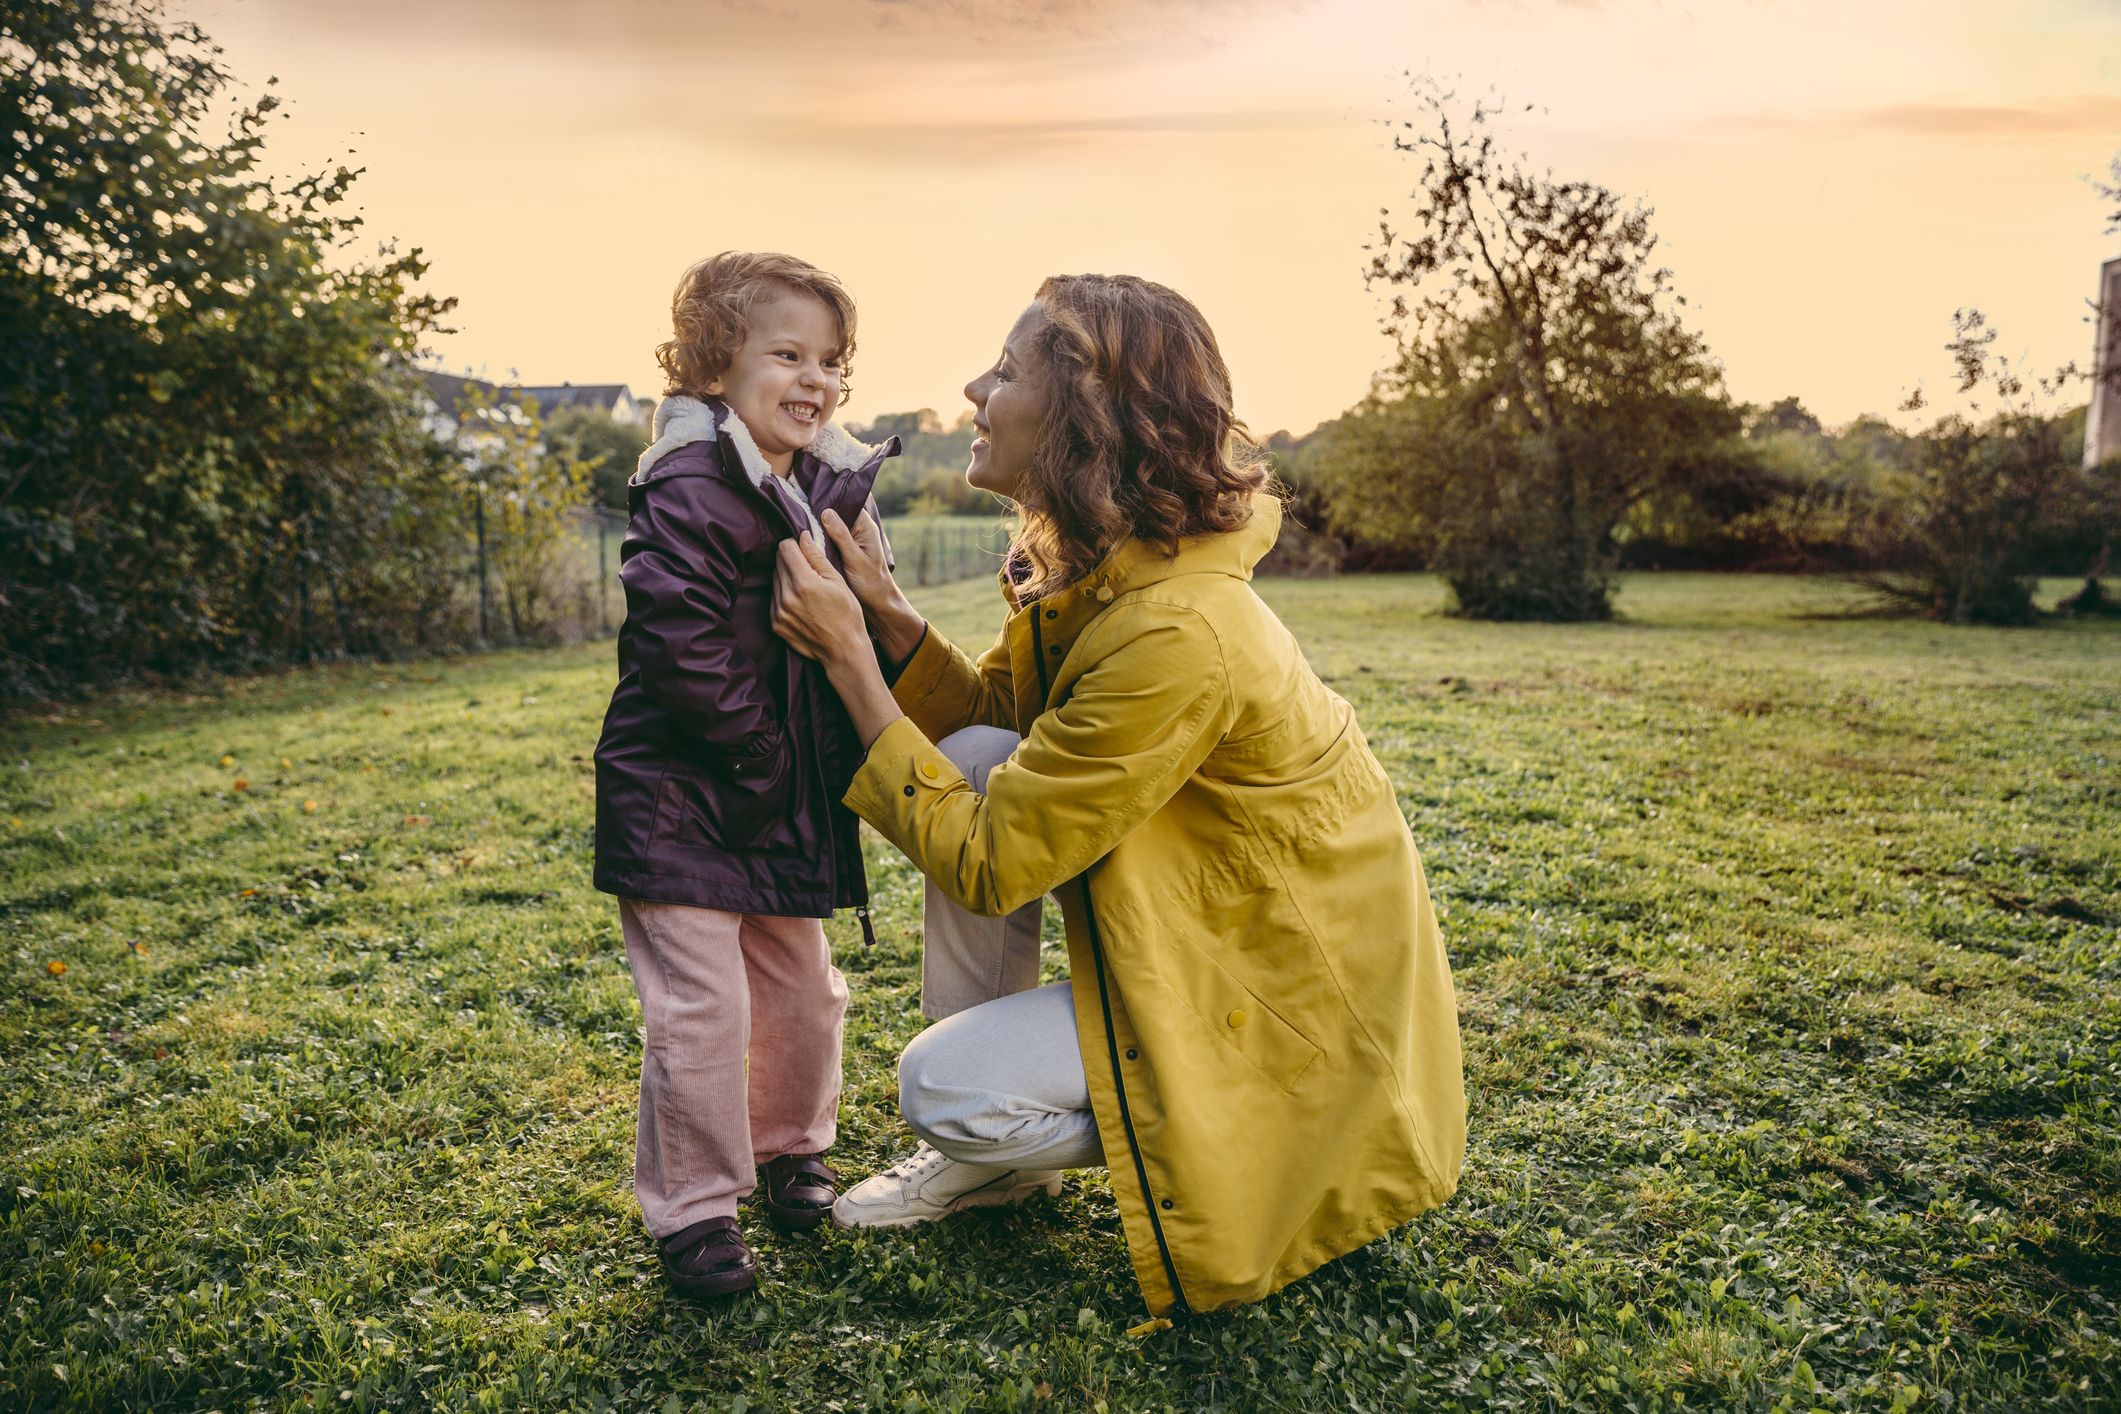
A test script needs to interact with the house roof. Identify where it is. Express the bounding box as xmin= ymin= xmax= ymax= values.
xmin=419 ymin=372 xmax=643 ymax=421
